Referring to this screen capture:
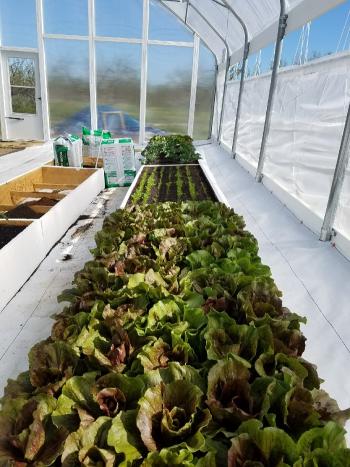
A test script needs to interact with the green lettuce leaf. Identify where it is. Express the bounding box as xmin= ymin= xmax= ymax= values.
xmin=0 ymin=394 xmax=68 ymax=466
xmin=61 ymin=416 xmax=113 ymax=466
xmin=228 ymin=419 xmax=298 ymax=466
xmin=107 ymin=409 xmax=144 ymax=466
